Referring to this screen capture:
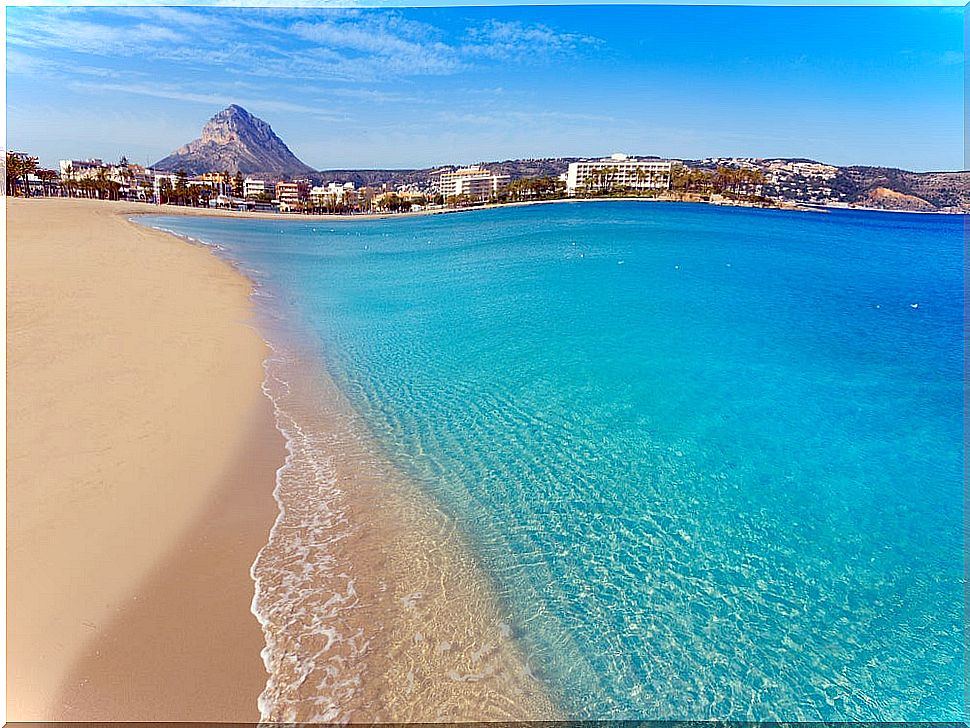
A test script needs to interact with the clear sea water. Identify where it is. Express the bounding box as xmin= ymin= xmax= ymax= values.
xmin=139 ymin=201 xmax=964 ymax=721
